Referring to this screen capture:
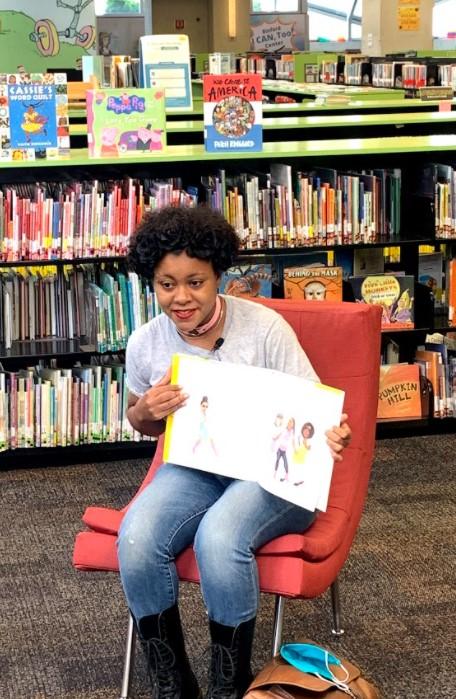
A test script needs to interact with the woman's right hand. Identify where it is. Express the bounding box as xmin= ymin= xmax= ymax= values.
xmin=134 ymin=367 xmax=188 ymax=422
